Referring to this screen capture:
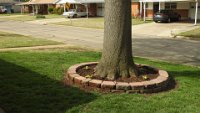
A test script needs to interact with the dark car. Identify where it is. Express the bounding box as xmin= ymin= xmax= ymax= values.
xmin=153 ymin=10 xmax=181 ymax=23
